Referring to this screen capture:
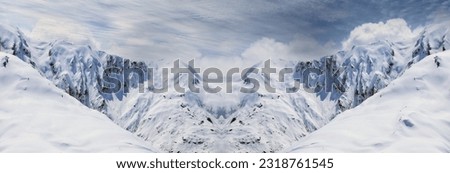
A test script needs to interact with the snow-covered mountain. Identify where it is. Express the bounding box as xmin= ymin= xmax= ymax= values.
xmin=0 ymin=22 xmax=448 ymax=152
xmin=288 ymin=50 xmax=450 ymax=152
xmin=0 ymin=52 xmax=156 ymax=152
